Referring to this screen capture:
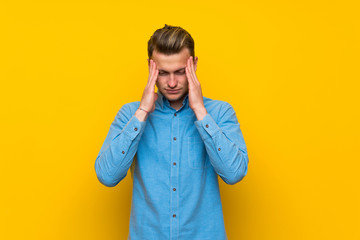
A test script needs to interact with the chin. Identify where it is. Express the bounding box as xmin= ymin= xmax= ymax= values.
xmin=161 ymin=90 xmax=187 ymax=101
xmin=166 ymin=94 xmax=182 ymax=101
